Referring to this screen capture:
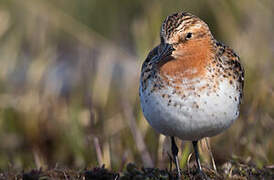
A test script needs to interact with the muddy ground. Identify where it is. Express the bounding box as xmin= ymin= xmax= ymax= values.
xmin=1 ymin=160 xmax=273 ymax=180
